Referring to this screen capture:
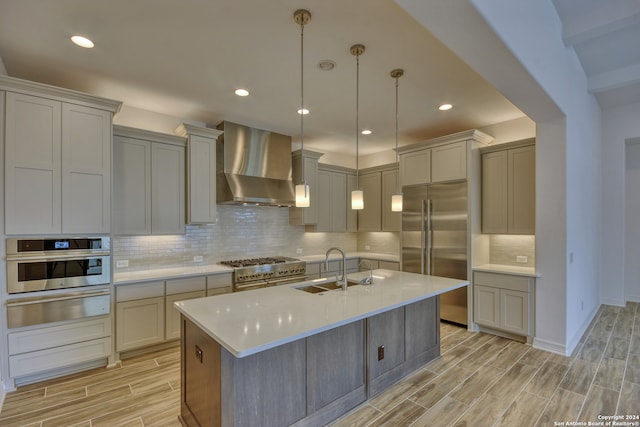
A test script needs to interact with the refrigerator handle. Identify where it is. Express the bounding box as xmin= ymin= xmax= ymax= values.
xmin=420 ymin=199 xmax=426 ymax=275
xmin=426 ymin=199 xmax=432 ymax=275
